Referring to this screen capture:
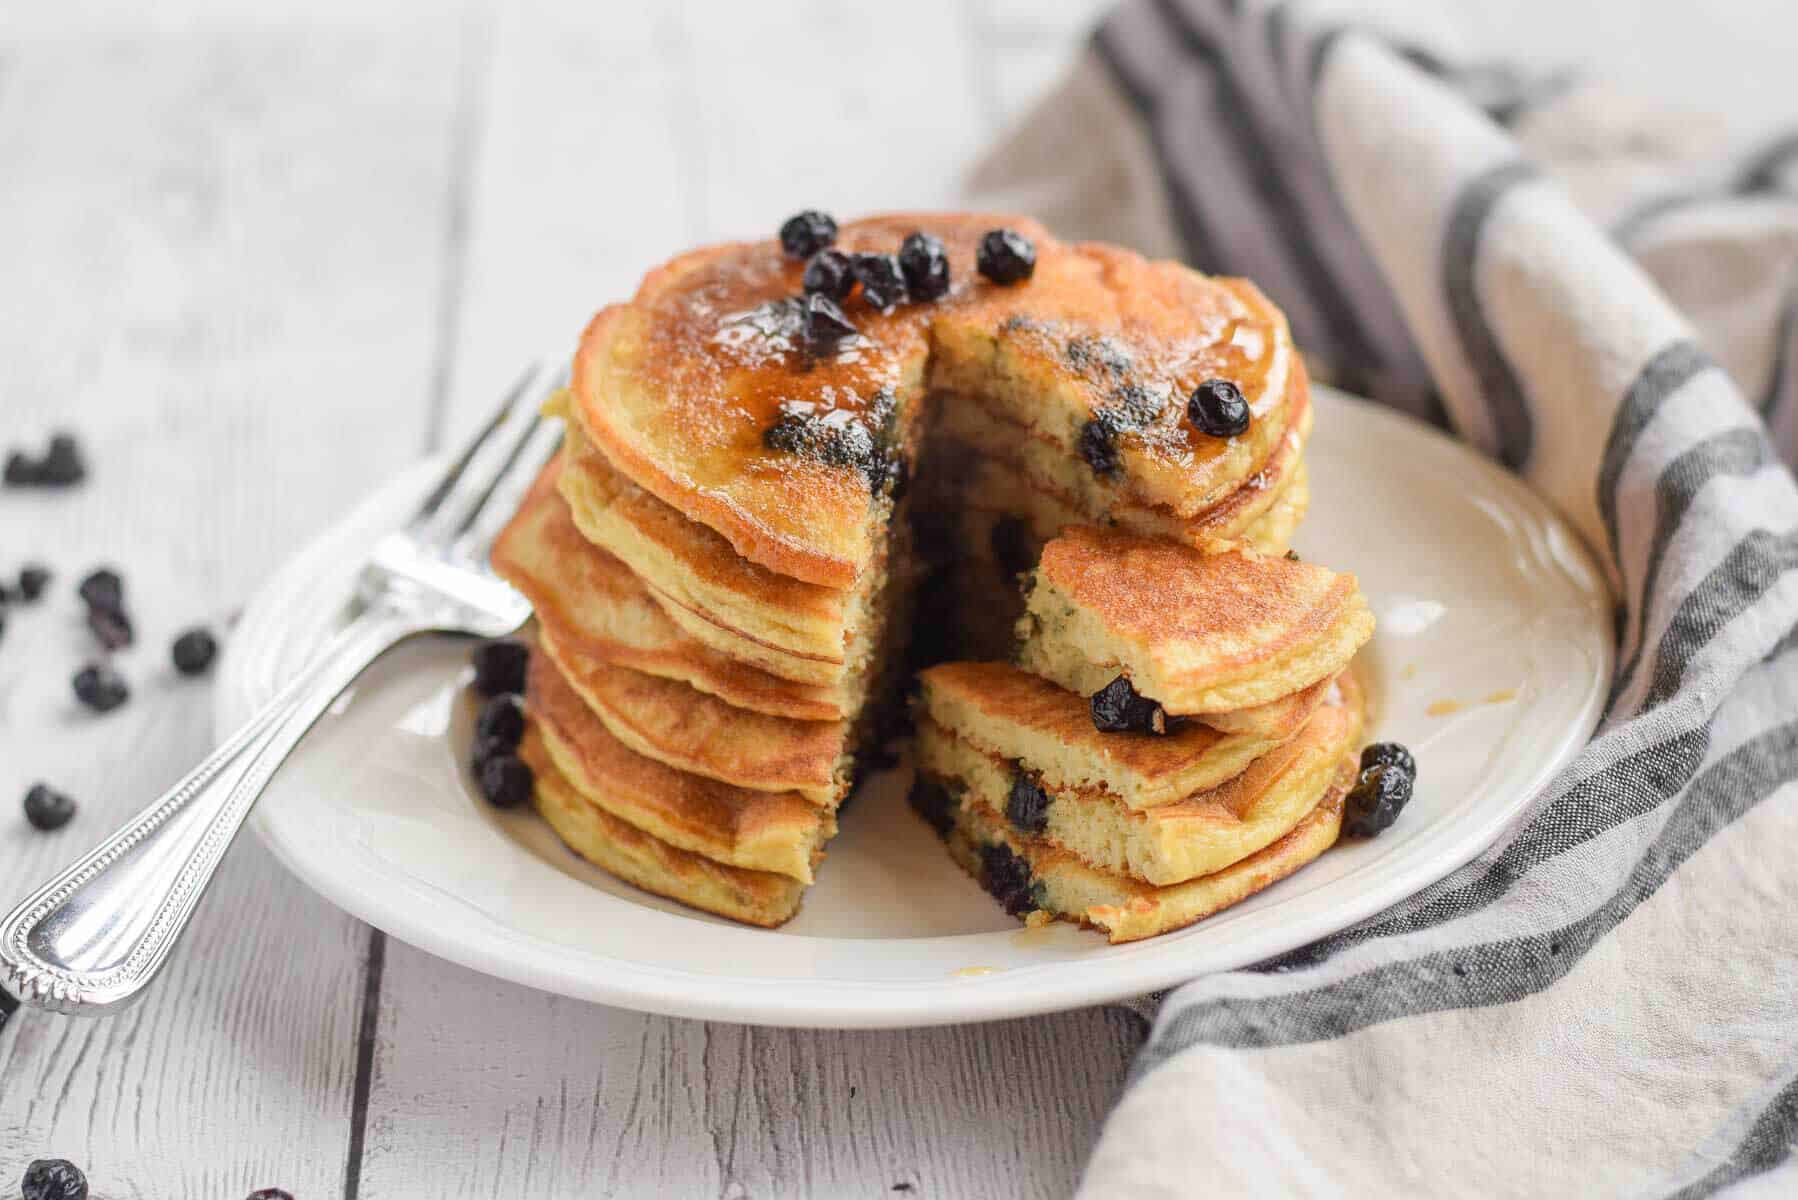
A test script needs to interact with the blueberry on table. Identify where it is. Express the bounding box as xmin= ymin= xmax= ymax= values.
xmin=479 ymin=754 xmax=534 ymax=808
xmin=1344 ymin=763 xmax=1414 ymax=837
xmin=72 ymin=663 xmax=130 ymax=713
xmin=1187 ymin=378 xmax=1251 ymax=438
xmin=77 ymin=566 xmax=124 ymax=612
xmin=802 ymin=248 xmax=854 ymax=301
xmin=851 ymin=252 xmax=907 ymax=311
xmin=21 ymin=1158 xmax=88 ymax=1200
xmin=19 ymin=563 xmax=51 ymax=601
xmin=23 ymin=783 xmax=77 ymax=832
xmin=39 ymin=433 xmax=87 ymax=485
xmin=3 ymin=450 xmax=42 ymax=486
xmin=779 ymin=209 xmax=837 ymax=259
xmin=247 ymin=1188 xmax=295 ymax=1200
xmin=1090 ymin=675 xmax=1168 ymax=735
xmin=171 ymin=626 xmax=219 ymax=675
xmin=1360 ymin=741 xmax=1417 ymax=779
xmin=976 ymin=228 xmax=1036 ymax=284
xmin=470 ymin=638 xmax=529 ymax=696
xmin=802 ymin=293 xmax=859 ymax=355
xmin=897 ymin=231 xmax=950 ymax=301
xmin=476 ymin=693 xmax=526 ymax=747
xmin=87 ymin=605 xmax=134 ymax=651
